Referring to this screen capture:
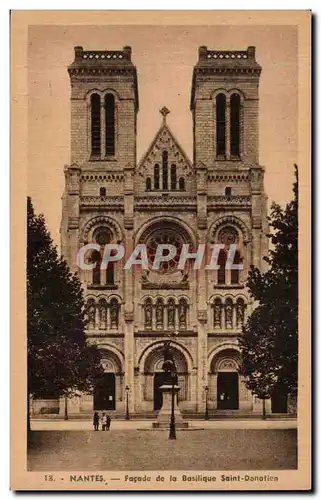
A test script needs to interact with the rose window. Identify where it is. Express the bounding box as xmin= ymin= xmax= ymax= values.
xmin=218 ymin=226 xmax=238 ymax=246
xmin=94 ymin=228 xmax=112 ymax=246
xmin=146 ymin=229 xmax=185 ymax=273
